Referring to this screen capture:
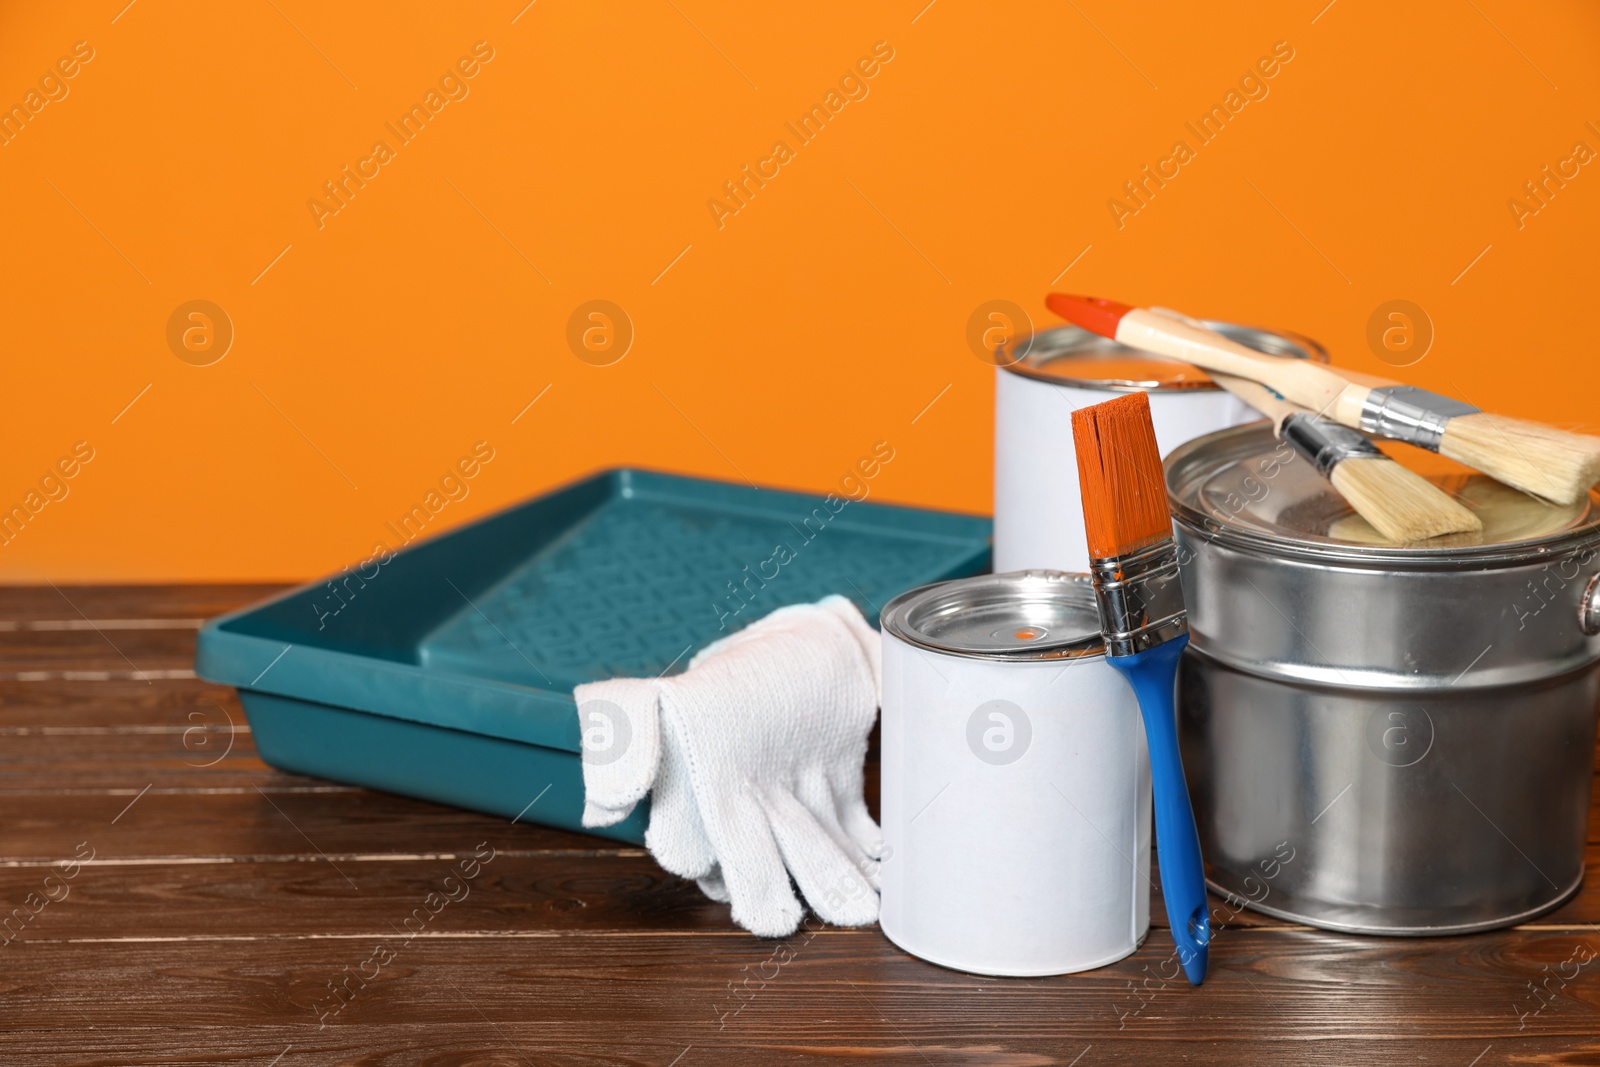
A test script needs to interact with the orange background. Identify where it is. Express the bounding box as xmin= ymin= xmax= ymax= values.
xmin=2 ymin=0 xmax=1596 ymax=582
